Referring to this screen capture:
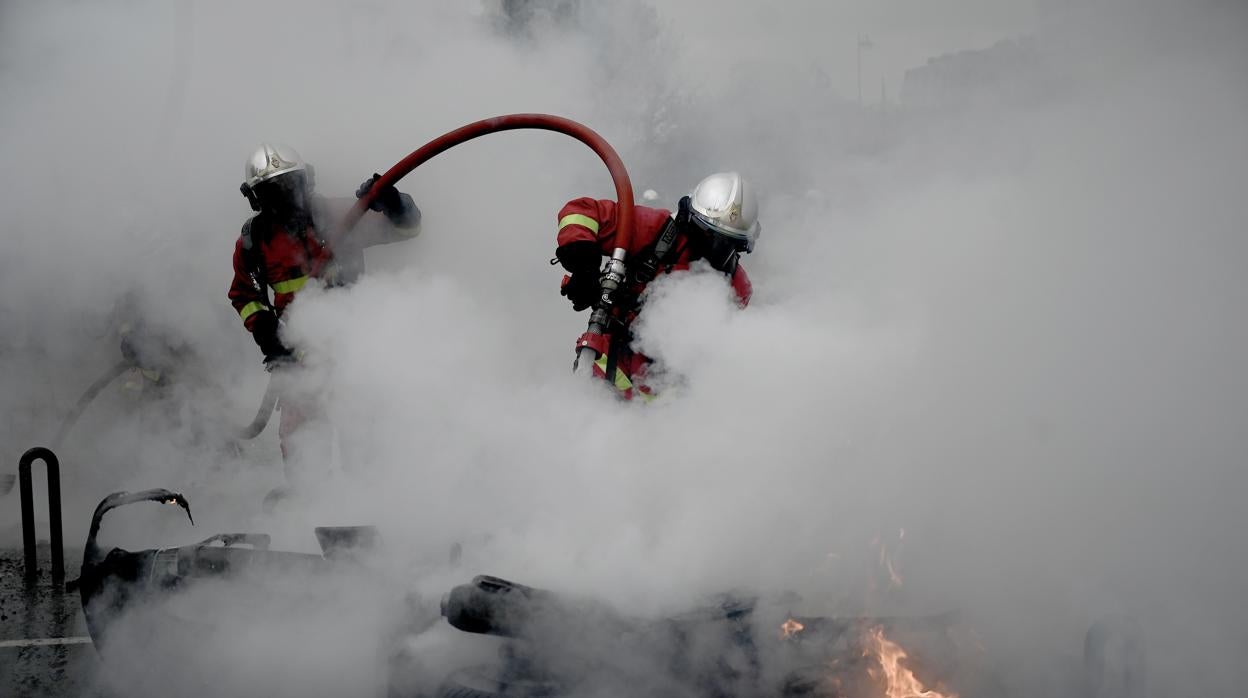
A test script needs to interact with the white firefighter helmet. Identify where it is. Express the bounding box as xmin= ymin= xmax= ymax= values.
xmin=243 ymin=143 xmax=307 ymax=189
xmin=688 ymin=172 xmax=761 ymax=252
